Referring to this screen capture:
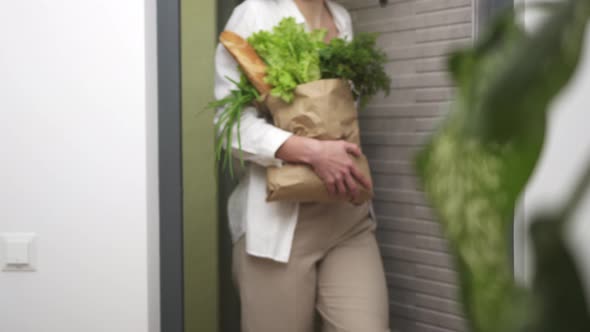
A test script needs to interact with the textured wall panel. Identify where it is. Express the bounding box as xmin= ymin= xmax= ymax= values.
xmin=338 ymin=0 xmax=475 ymax=331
